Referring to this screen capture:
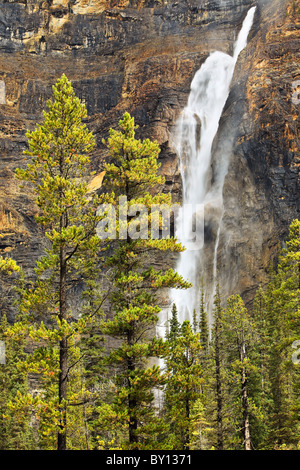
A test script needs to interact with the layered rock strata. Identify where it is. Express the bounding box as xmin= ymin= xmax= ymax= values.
xmin=0 ymin=0 xmax=298 ymax=317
